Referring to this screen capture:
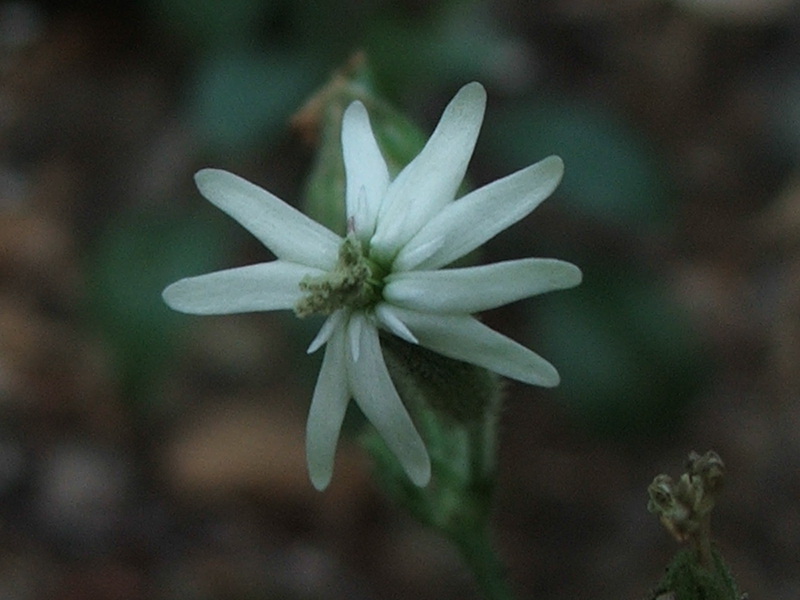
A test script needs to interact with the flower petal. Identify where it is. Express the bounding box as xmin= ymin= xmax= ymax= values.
xmin=345 ymin=314 xmax=431 ymax=486
xmin=375 ymin=303 xmax=419 ymax=344
xmin=306 ymin=309 xmax=347 ymax=354
xmin=342 ymin=101 xmax=389 ymax=240
xmin=162 ymin=261 xmax=322 ymax=315
xmin=195 ymin=169 xmax=341 ymax=270
xmin=370 ymin=82 xmax=487 ymax=261
xmin=384 ymin=258 xmax=582 ymax=314
xmin=394 ymin=155 xmax=564 ymax=271
xmin=390 ymin=308 xmax=560 ymax=387
xmin=347 ymin=311 xmax=363 ymax=362
xmin=392 ymin=235 xmax=444 ymax=271
xmin=306 ymin=325 xmax=351 ymax=490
